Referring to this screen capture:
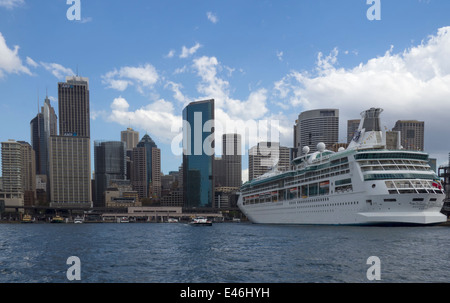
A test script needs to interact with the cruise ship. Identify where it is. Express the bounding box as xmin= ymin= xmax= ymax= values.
xmin=237 ymin=108 xmax=447 ymax=225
